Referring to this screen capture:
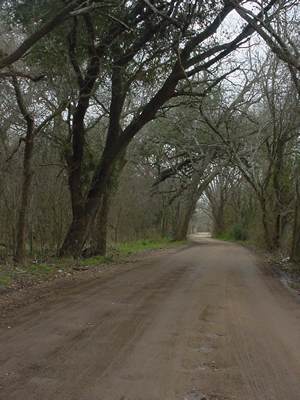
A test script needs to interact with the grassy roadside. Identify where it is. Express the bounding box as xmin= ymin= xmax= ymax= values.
xmin=0 ymin=239 xmax=186 ymax=291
